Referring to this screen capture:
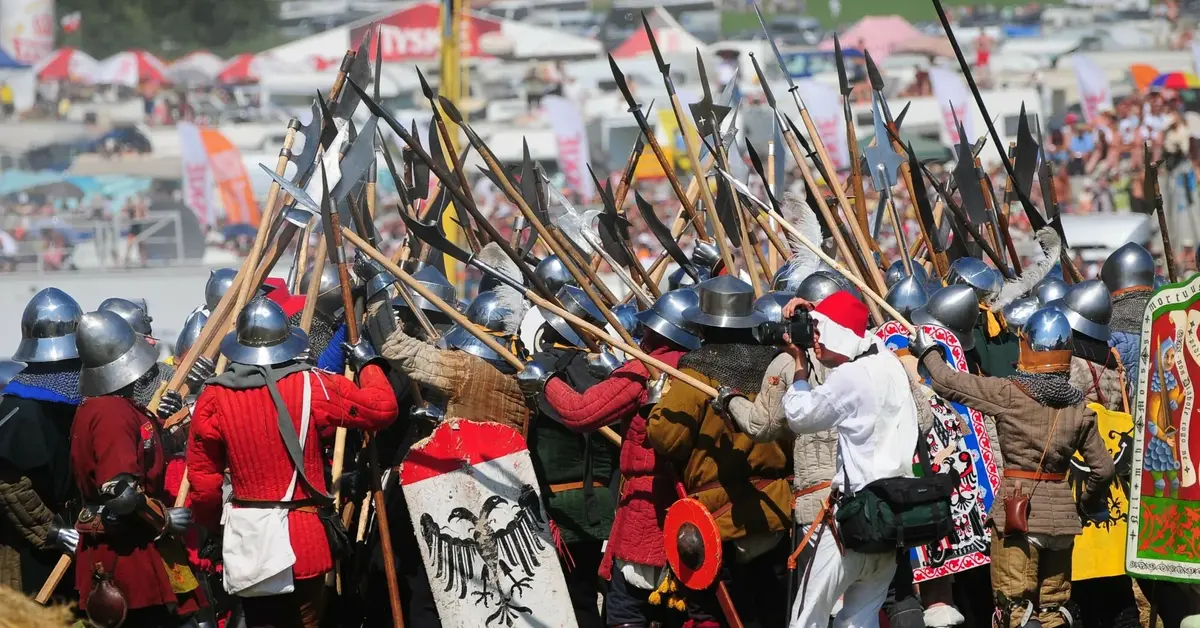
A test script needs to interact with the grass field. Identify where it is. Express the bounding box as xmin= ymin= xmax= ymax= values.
xmin=721 ymin=0 xmax=1065 ymax=34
